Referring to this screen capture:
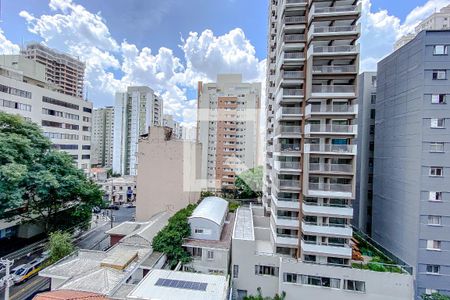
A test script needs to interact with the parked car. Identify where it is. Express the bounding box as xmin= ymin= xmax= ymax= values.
xmin=92 ymin=206 xmax=101 ymax=213
xmin=107 ymin=204 xmax=120 ymax=210
xmin=125 ymin=203 xmax=136 ymax=208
